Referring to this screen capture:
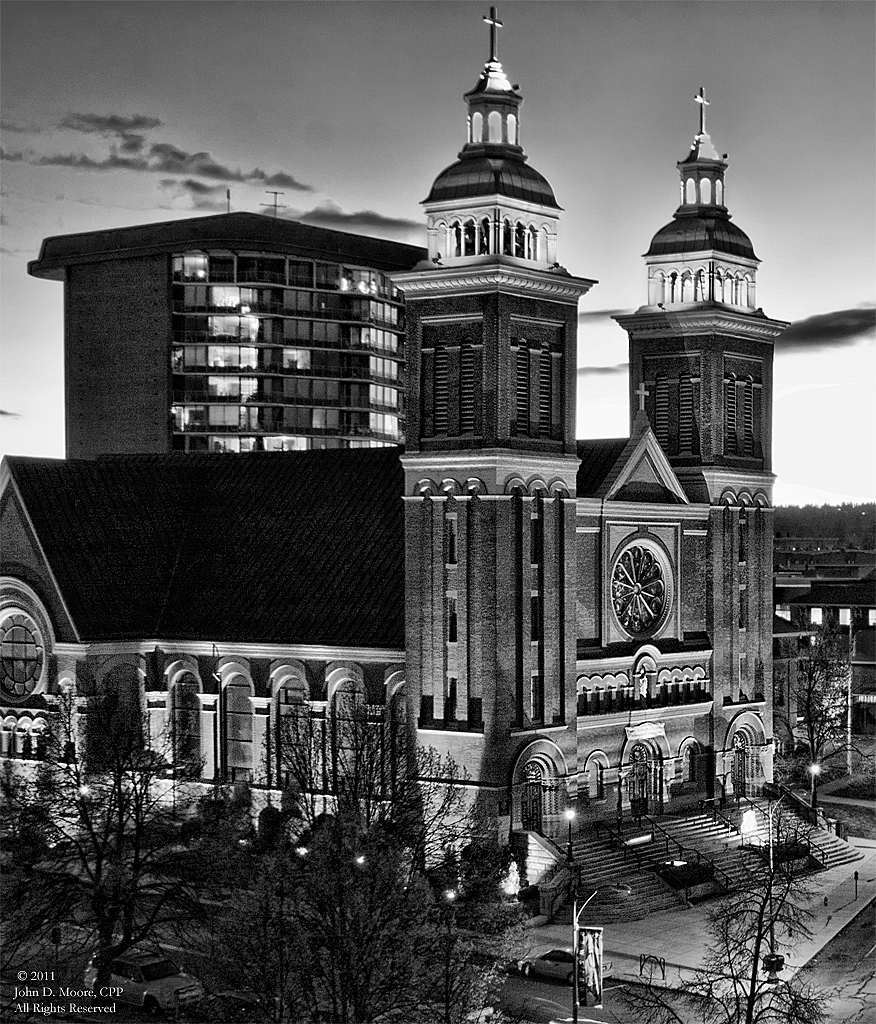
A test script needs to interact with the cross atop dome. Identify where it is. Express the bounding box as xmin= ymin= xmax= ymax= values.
xmin=483 ymin=6 xmax=503 ymax=62
xmin=695 ymin=87 xmax=710 ymax=136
